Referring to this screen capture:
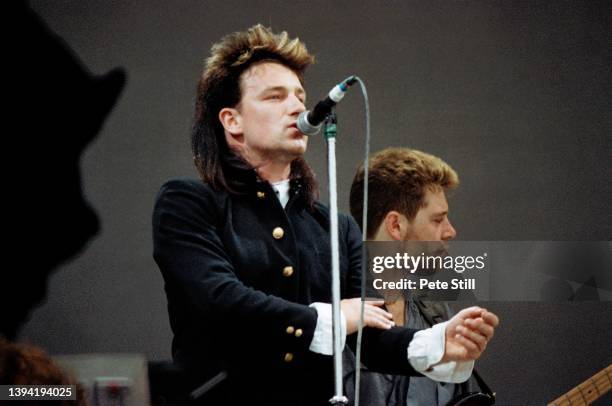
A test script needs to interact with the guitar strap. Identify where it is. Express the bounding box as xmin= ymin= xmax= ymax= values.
xmin=413 ymin=297 xmax=495 ymax=399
